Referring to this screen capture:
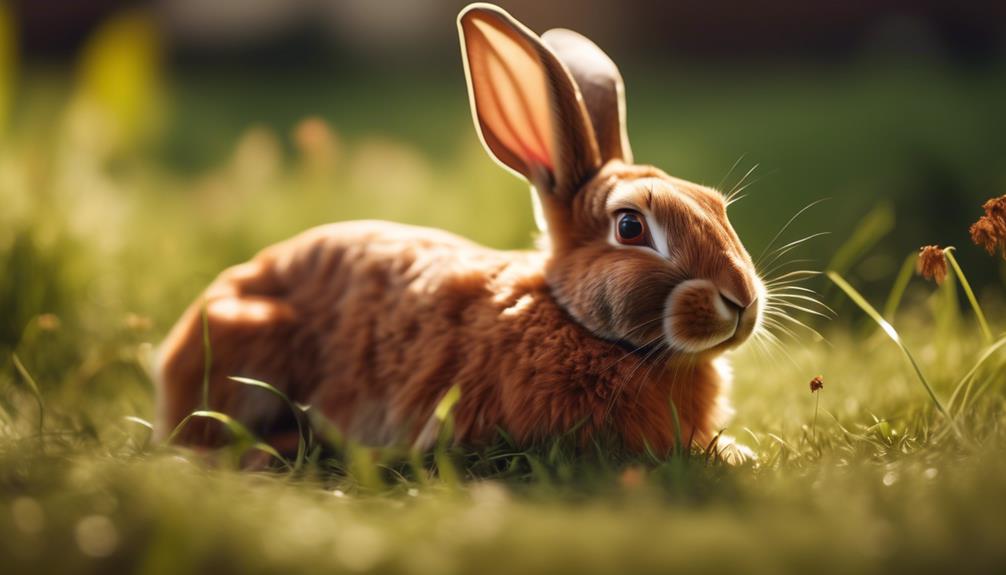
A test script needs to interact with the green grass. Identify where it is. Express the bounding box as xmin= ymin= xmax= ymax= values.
xmin=3 ymin=60 xmax=1006 ymax=573
xmin=4 ymin=300 xmax=1006 ymax=574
